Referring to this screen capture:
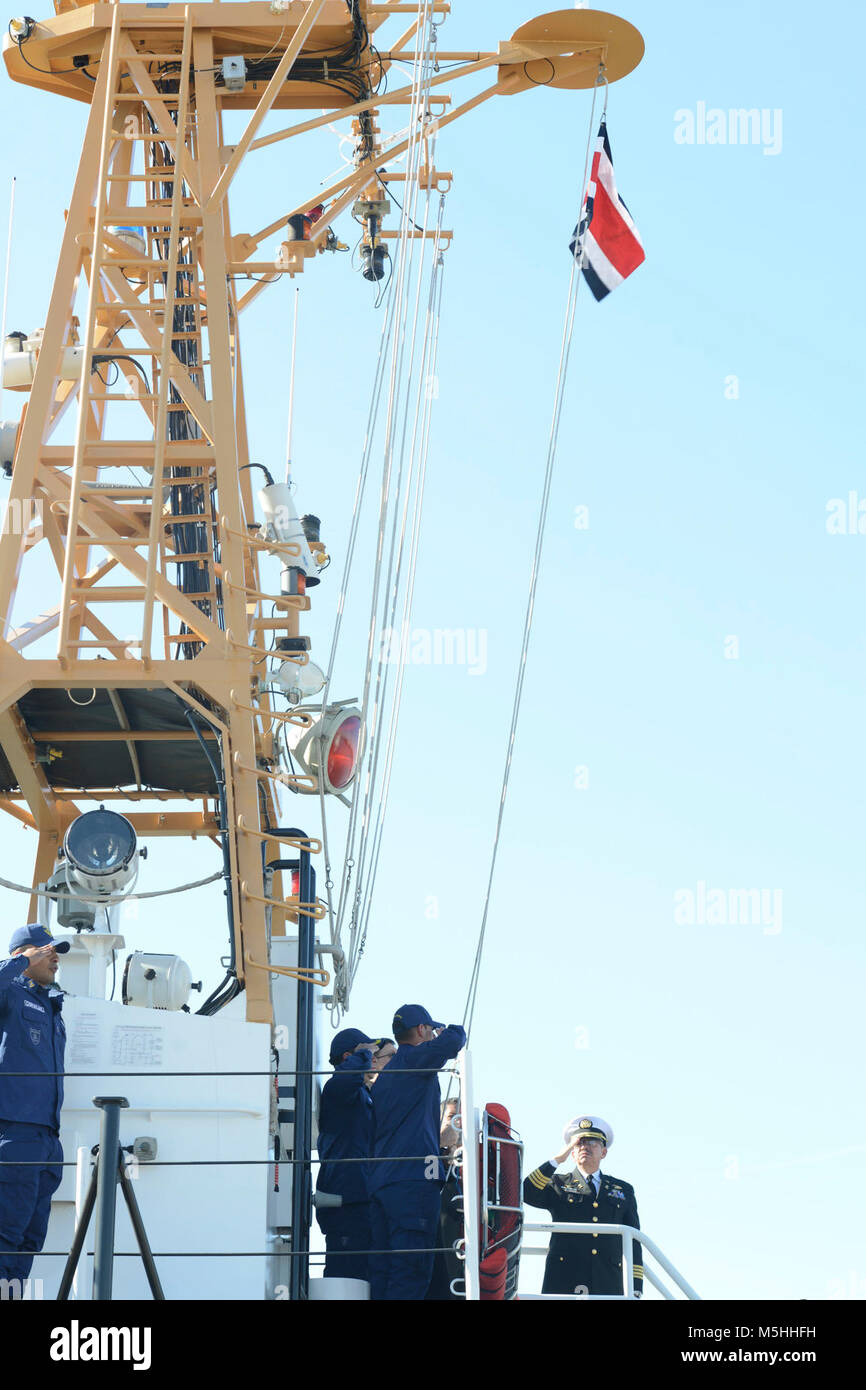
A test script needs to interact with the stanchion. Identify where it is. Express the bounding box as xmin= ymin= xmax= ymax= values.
xmin=56 ymin=1095 xmax=164 ymax=1301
